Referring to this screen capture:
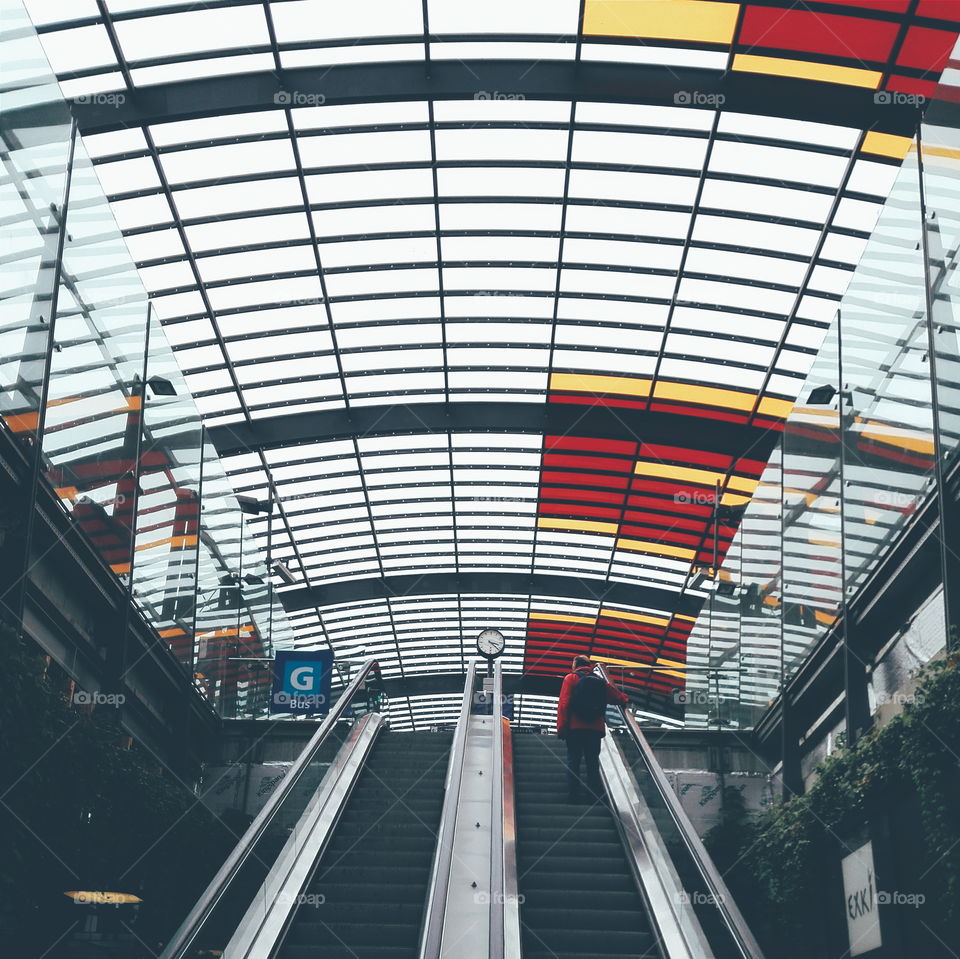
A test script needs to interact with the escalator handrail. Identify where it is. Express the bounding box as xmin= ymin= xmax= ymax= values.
xmin=598 ymin=665 xmax=765 ymax=959
xmin=158 ymin=657 xmax=383 ymax=959
xmin=489 ymin=660 xmax=522 ymax=959
xmin=418 ymin=659 xmax=478 ymax=958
